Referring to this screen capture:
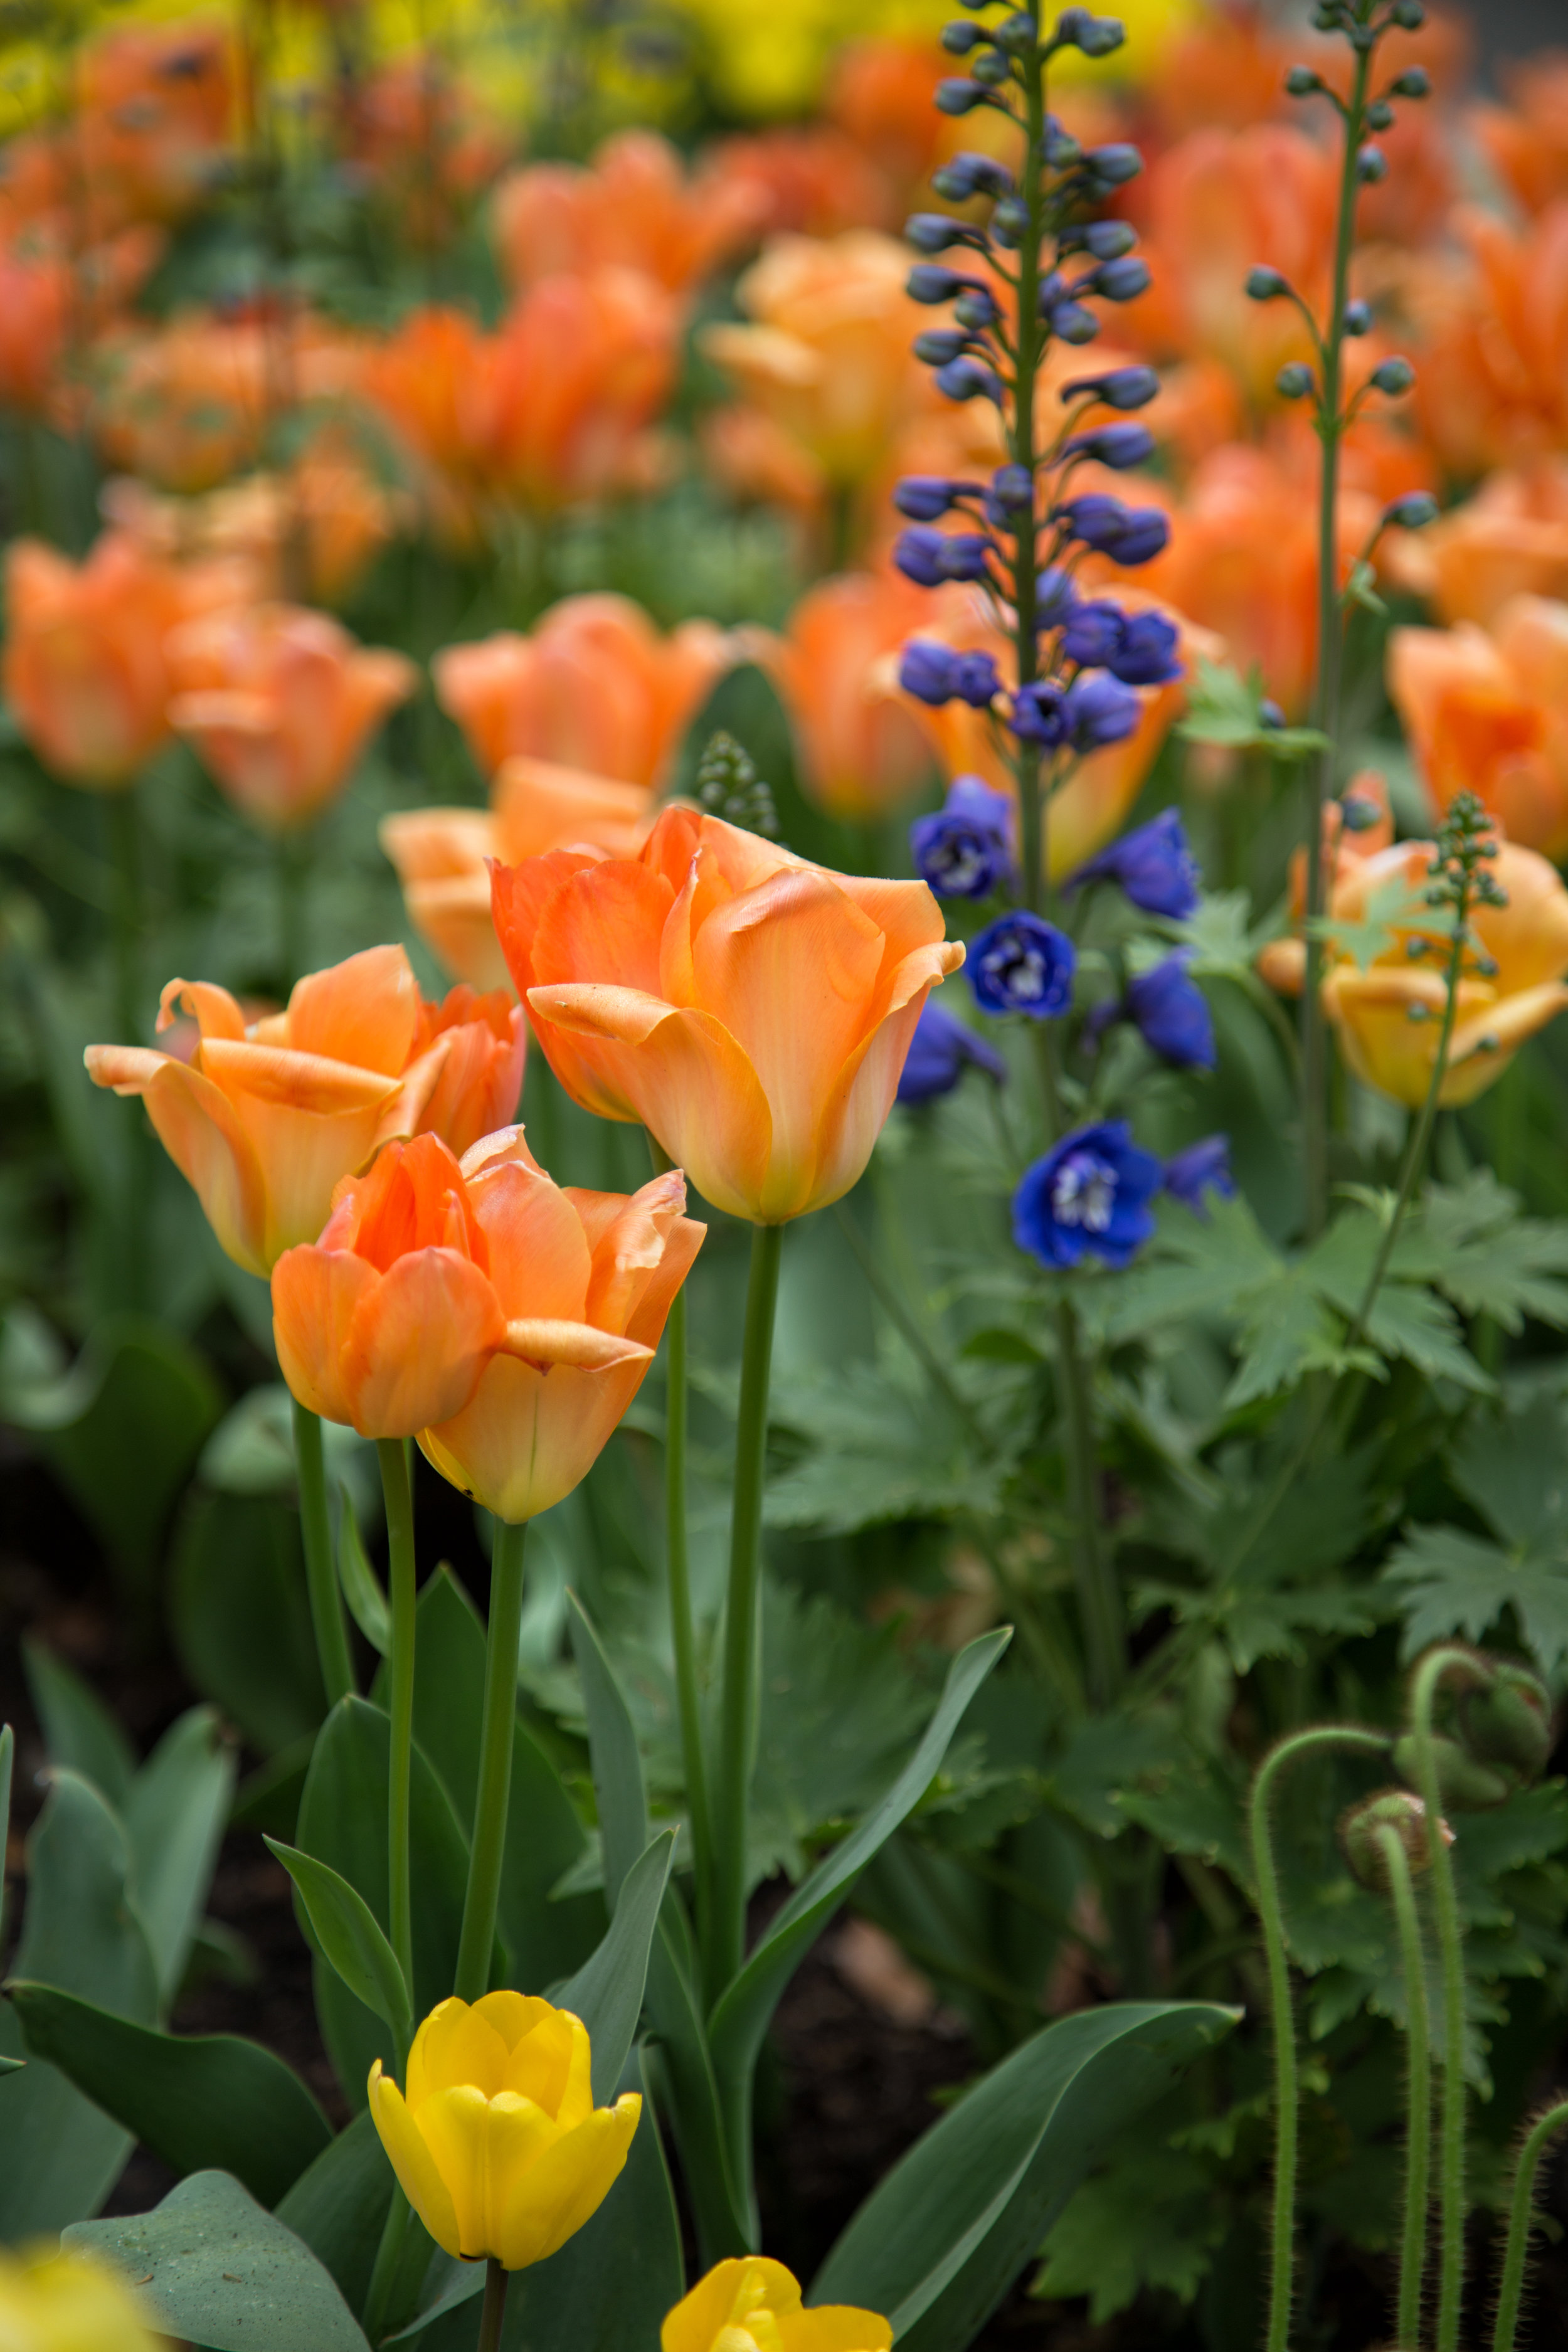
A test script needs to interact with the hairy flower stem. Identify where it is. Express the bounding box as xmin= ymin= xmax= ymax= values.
xmin=712 ymin=1221 xmax=783 ymax=1991
xmin=1377 ymin=1823 xmax=1433 ymax=2352
xmin=1492 ymin=2099 xmax=1568 ymax=2352
xmin=294 ymin=1398 xmax=355 ymax=1708
xmin=1409 ymin=1647 xmax=1479 ymax=2352
xmin=477 ymin=2257 xmax=509 ymax=2352
xmin=455 ymin=1518 xmax=529 ymax=2003
xmin=1302 ymin=35 xmax=1374 ymax=1240
xmin=377 ymin=1438 xmax=420 ymax=2000
xmin=1250 ymin=1726 xmax=1391 ymax=2352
